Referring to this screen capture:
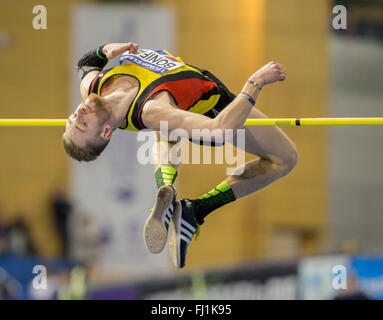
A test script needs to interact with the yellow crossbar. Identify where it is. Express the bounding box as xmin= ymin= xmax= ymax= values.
xmin=244 ymin=117 xmax=383 ymax=126
xmin=0 ymin=119 xmax=67 ymax=126
xmin=0 ymin=118 xmax=383 ymax=127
